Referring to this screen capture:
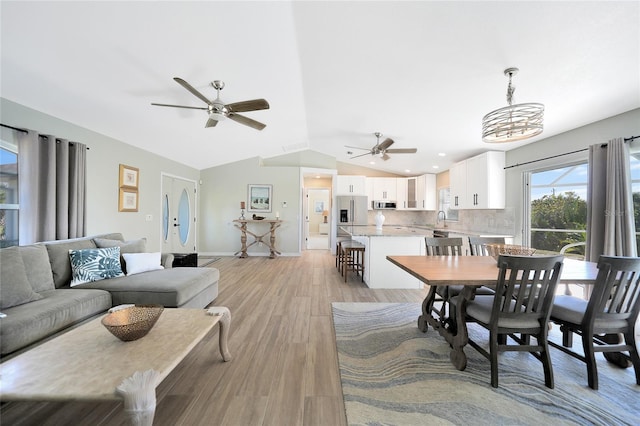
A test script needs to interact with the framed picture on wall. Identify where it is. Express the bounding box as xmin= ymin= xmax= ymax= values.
xmin=315 ymin=201 xmax=324 ymax=214
xmin=119 ymin=164 xmax=139 ymax=189
xmin=248 ymin=184 xmax=272 ymax=213
xmin=119 ymin=188 xmax=139 ymax=212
